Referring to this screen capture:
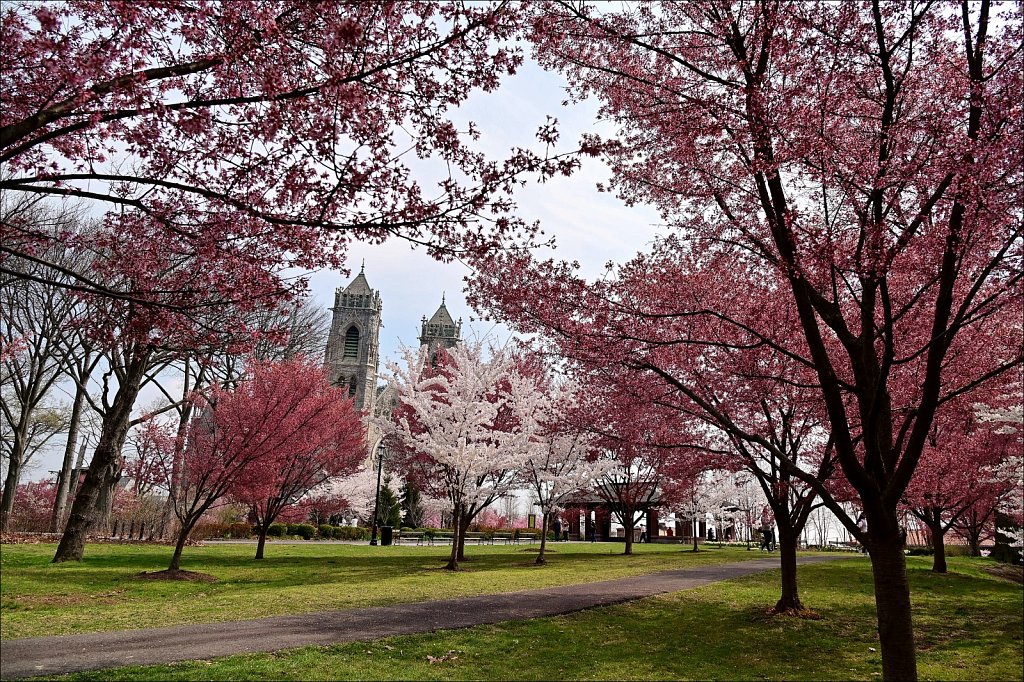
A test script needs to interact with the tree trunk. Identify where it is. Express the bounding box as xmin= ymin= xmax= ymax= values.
xmin=926 ymin=514 xmax=947 ymax=574
xmin=623 ymin=513 xmax=634 ymax=556
xmin=93 ymin=469 xmax=121 ymax=536
xmin=966 ymin=527 xmax=981 ymax=557
xmin=456 ymin=509 xmax=470 ymax=562
xmin=51 ymin=381 xmax=86 ymax=532
xmin=169 ymin=525 xmax=189 ymax=571
xmin=0 ymin=431 xmax=28 ymax=532
xmin=160 ymin=398 xmax=194 ymax=539
xmin=868 ymin=531 xmax=918 ymax=682
xmin=445 ymin=504 xmax=461 ymax=571
xmin=68 ymin=438 xmax=87 ymax=500
xmin=53 ymin=349 xmax=150 ymax=563
xmin=536 ymin=511 xmax=549 ymax=565
xmin=255 ymin=526 xmax=268 ymax=560
xmin=775 ymin=526 xmax=804 ymax=612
